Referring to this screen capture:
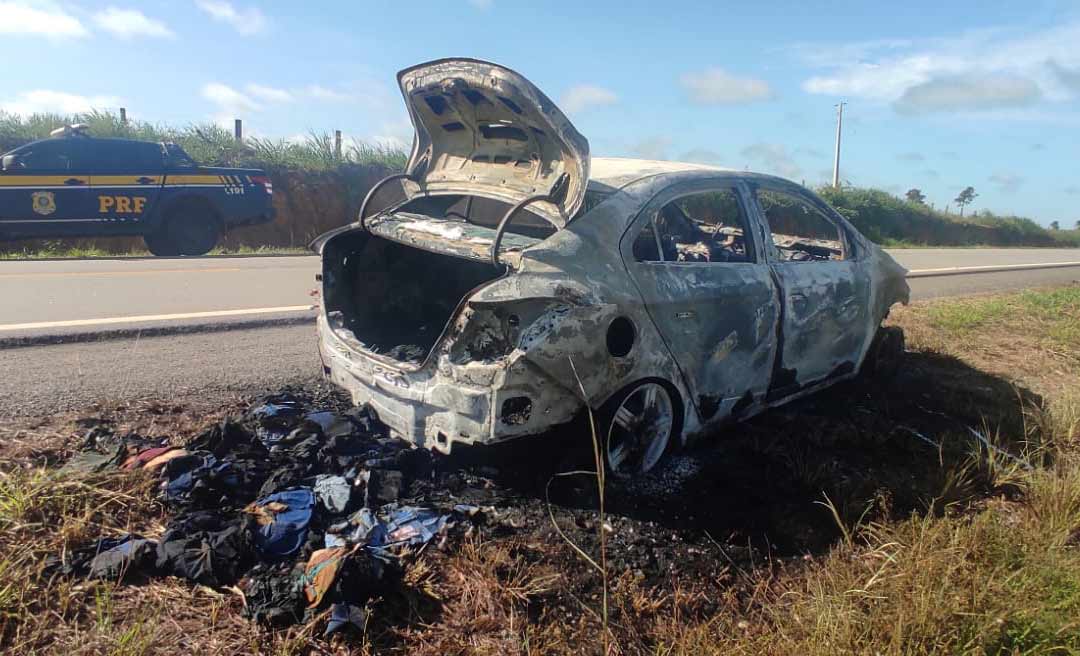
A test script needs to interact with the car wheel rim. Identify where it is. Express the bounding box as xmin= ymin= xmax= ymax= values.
xmin=606 ymin=382 xmax=674 ymax=475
